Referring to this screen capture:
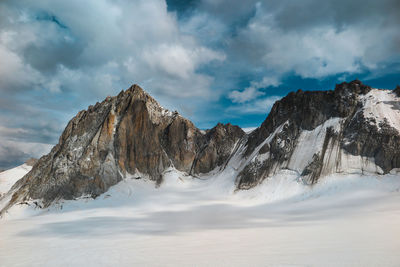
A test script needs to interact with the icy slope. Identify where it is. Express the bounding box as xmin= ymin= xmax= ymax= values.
xmin=0 ymin=164 xmax=32 ymax=198
xmin=361 ymin=89 xmax=400 ymax=132
xmin=1 ymin=164 xmax=400 ymax=266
